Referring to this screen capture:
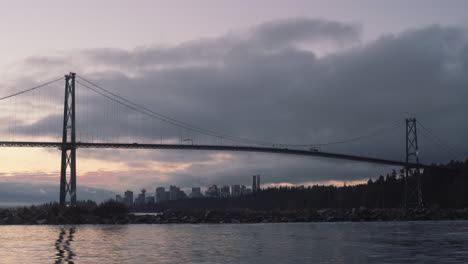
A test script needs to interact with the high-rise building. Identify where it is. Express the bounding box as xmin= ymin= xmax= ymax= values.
xmin=252 ymin=175 xmax=257 ymax=191
xmin=231 ymin=185 xmax=241 ymax=197
xmin=240 ymin=185 xmax=247 ymax=195
xmin=141 ymin=189 xmax=146 ymax=202
xmin=178 ymin=189 xmax=187 ymax=199
xmin=135 ymin=189 xmax=147 ymax=205
xmin=156 ymin=187 xmax=166 ymax=203
xmin=124 ymin=190 xmax=133 ymax=207
xmin=190 ymin=187 xmax=203 ymax=198
xmin=205 ymin=185 xmax=219 ymax=197
xmin=220 ymin=185 xmax=230 ymax=198
xmin=256 ymin=175 xmax=260 ymax=191
xmin=252 ymin=175 xmax=261 ymax=192
xmin=146 ymin=196 xmax=155 ymax=204
xmin=169 ymin=185 xmax=179 ymax=200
